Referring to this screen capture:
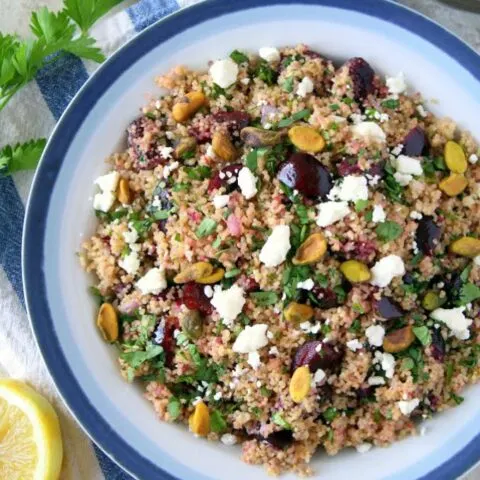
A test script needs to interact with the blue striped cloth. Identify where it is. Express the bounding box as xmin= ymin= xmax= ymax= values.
xmin=0 ymin=1 xmax=193 ymax=478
